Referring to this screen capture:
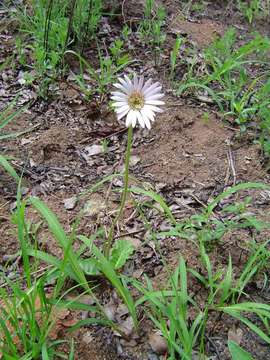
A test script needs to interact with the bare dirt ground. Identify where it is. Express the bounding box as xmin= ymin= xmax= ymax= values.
xmin=1 ymin=1 xmax=270 ymax=359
